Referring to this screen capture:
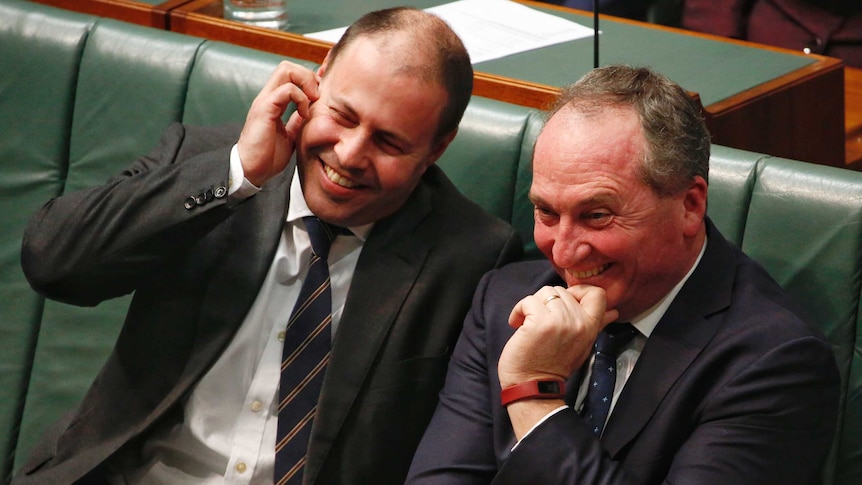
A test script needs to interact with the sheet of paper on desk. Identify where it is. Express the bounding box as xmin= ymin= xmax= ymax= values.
xmin=304 ymin=0 xmax=595 ymax=64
